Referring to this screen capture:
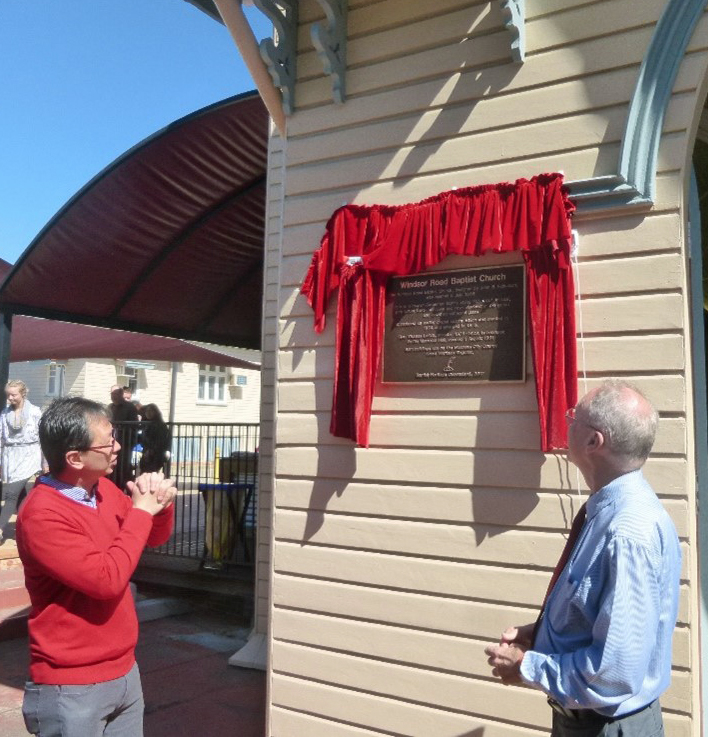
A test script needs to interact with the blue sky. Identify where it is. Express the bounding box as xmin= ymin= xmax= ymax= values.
xmin=0 ymin=1 xmax=271 ymax=265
